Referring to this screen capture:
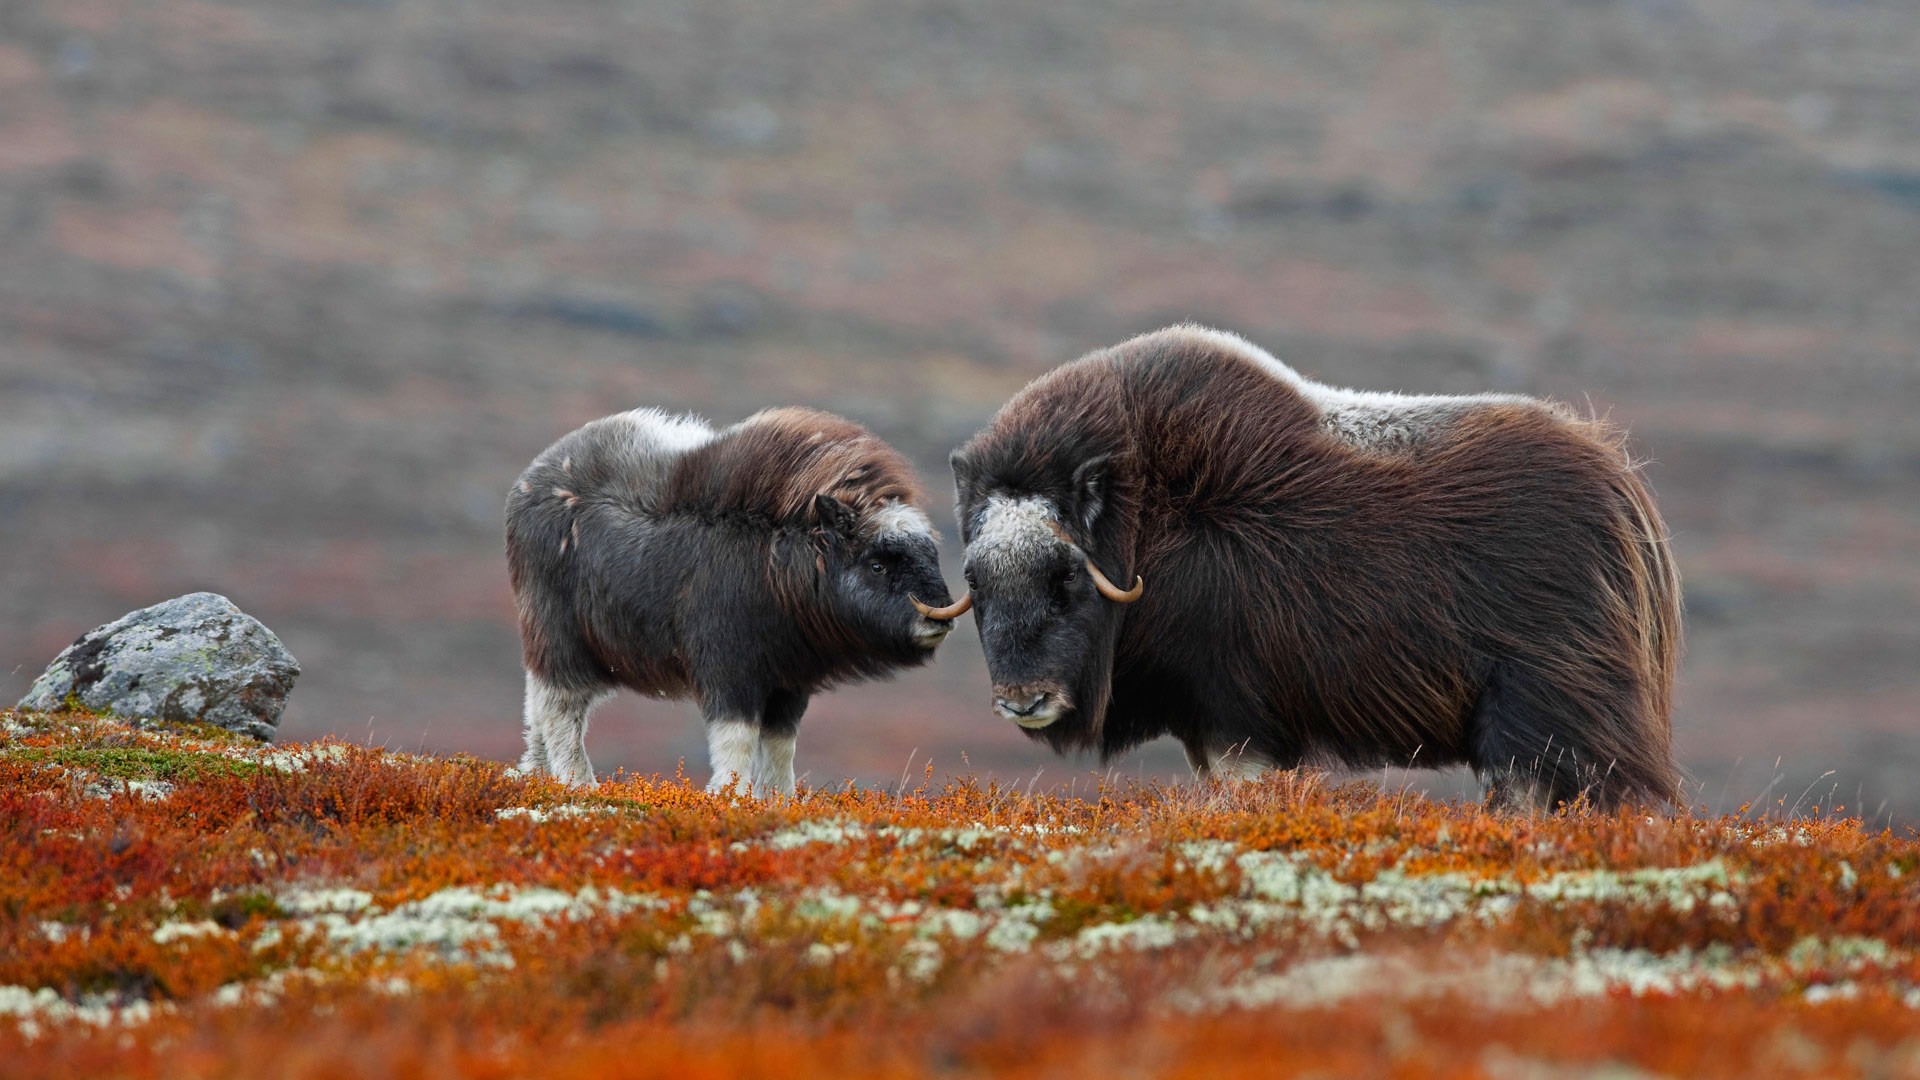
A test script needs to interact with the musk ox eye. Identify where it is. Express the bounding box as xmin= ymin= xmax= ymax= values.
xmin=869 ymin=560 xmax=888 ymax=576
